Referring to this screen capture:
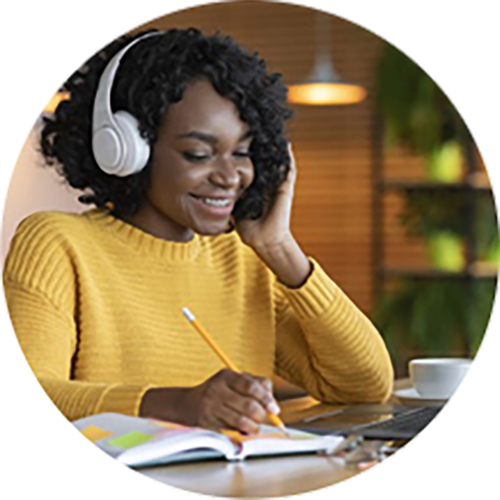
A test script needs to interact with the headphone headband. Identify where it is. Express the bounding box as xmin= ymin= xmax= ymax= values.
xmin=92 ymin=31 xmax=162 ymax=176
